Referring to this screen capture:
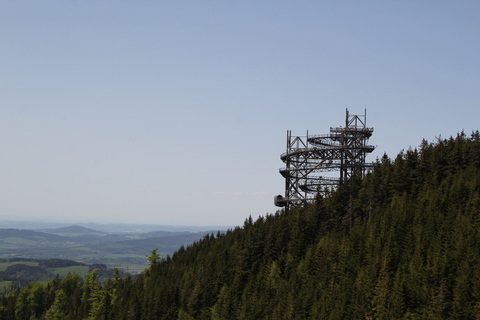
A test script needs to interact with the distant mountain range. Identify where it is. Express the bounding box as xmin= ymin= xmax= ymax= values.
xmin=0 ymin=220 xmax=233 ymax=233
xmin=0 ymin=224 xmax=227 ymax=270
